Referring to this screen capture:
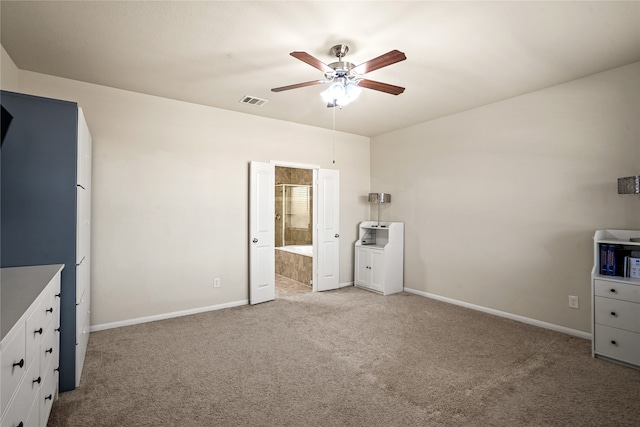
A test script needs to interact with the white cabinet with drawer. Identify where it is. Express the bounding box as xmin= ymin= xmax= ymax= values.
xmin=1 ymin=264 xmax=63 ymax=427
xmin=591 ymin=230 xmax=640 ymax=368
